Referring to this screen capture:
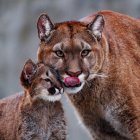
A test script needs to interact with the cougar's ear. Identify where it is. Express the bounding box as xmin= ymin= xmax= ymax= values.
xmin=88 ymin=15 xmax=104 ymax=41
xmin=37 ymin=14 xmax=54 ymax=41
xmin=20 ymin=59 xmax=37 ymax=89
